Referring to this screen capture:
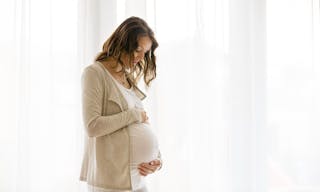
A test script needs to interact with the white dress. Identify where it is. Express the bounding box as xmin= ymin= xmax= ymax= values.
xmin=88 ymin=70 xmax=159 ymax=192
